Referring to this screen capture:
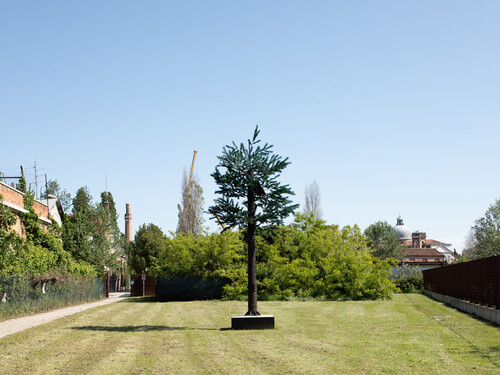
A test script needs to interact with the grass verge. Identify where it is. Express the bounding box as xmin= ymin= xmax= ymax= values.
xmin=0 ymin=294 xmax=498 ymax=374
